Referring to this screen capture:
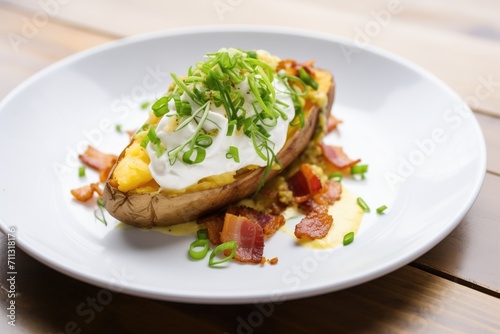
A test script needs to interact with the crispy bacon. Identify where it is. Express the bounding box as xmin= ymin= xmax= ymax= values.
xmin=70 ymin=183 xmax=102 ymax=202
xmin=287 ymin=164 xmax=322 ymax=198
xmin=319 ymin=142 xmax=361 ymax=170
xmin=299 ymin=181 xmax=342 ymax=214
xmin=221 ymin=214 xmax=264 ymax=263
xmin=276 ymin=59 xmax=316 ymax=78
xmin=326 ymin=115 xmax=342 ymax=133
xmin=227 ymin=206 xmax=285 ymax=238
xmin=294 ymin=205 xmax=333 ymax=240
xmin=199 ymin=212 xmax=225 ymax=245
xmin=79 ymin=146 xmax=118 ymax=182
xmin=313 ymin=180 xmax=342 ymax=206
